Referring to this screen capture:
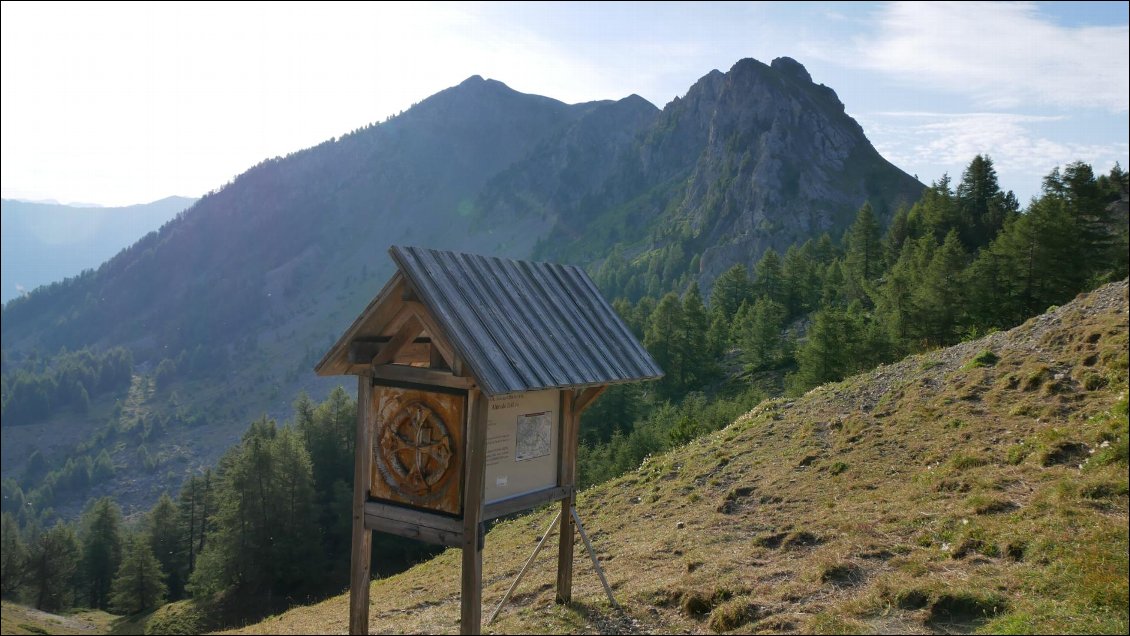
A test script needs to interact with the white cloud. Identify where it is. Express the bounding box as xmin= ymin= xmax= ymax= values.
xmin=851 ymin=2 xmax=1129 ymax=112
xmin=859 ymin=110 xmax=1129 ymax=200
